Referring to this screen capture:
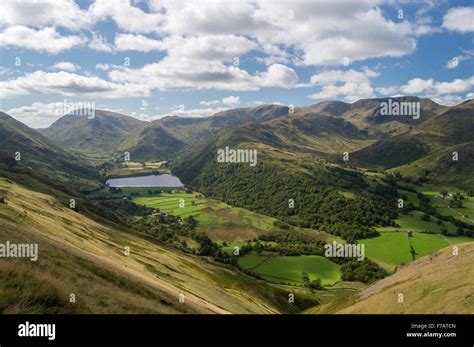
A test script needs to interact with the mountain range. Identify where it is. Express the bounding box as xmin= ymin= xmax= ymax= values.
xmin=1 ymin=96 xmax=473 ymax=315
